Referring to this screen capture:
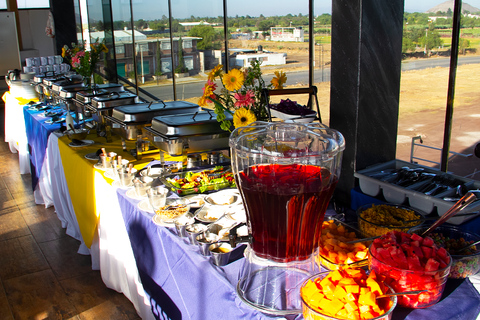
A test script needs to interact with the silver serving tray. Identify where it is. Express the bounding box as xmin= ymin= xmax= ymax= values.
xmin=111 ymin=100 xmax=201 ymax=124
xmin=150 ymin=110 xmax=232 ymax=137
xmin=90 ymin=91 xmax=138 ymax=110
